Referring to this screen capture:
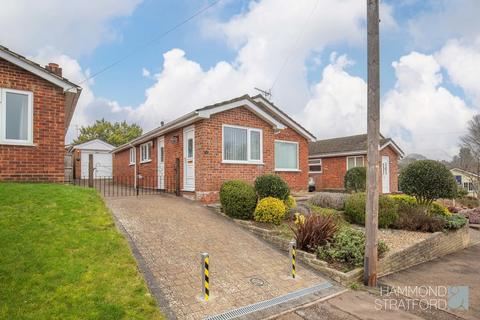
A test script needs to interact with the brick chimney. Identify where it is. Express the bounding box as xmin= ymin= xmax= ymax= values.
xmin=45 ymin=63 xmax=62 ymax=77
